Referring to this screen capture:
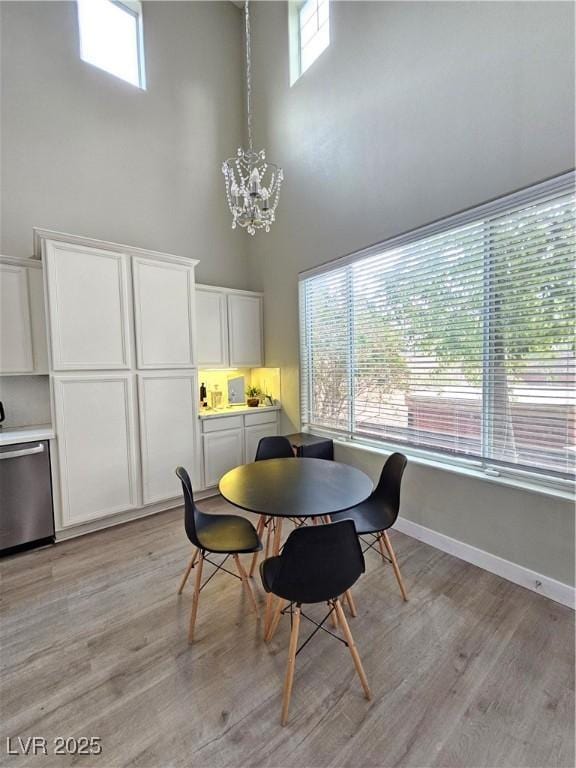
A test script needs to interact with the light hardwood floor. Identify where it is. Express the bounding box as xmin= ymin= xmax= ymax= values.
xmin=1 ymin=497 xmax=574 ymax=768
